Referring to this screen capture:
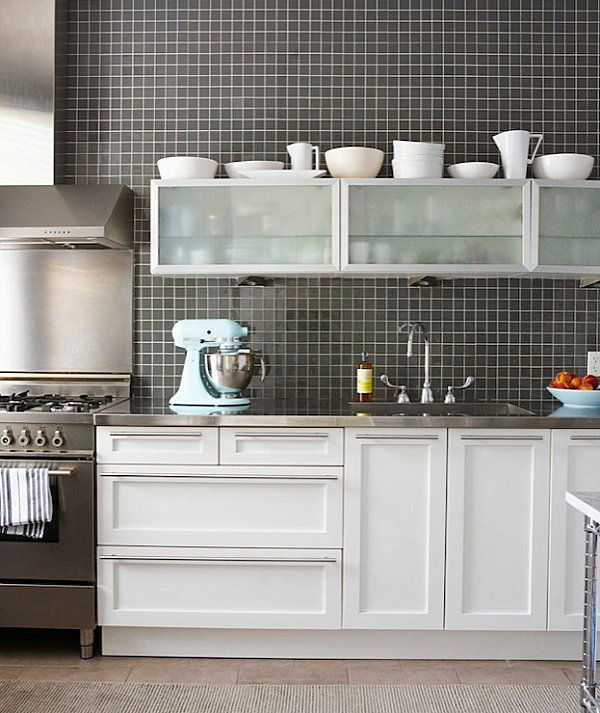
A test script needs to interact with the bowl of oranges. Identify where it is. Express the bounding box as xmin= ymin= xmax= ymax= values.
xmin=547 ymin=371 xmax=600 ymax=408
